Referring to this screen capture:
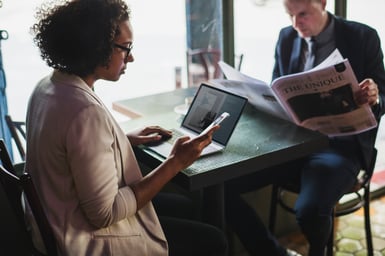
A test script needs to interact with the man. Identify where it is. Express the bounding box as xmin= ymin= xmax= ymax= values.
xmin=225 ymin=0 xmax=385 ymax=255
